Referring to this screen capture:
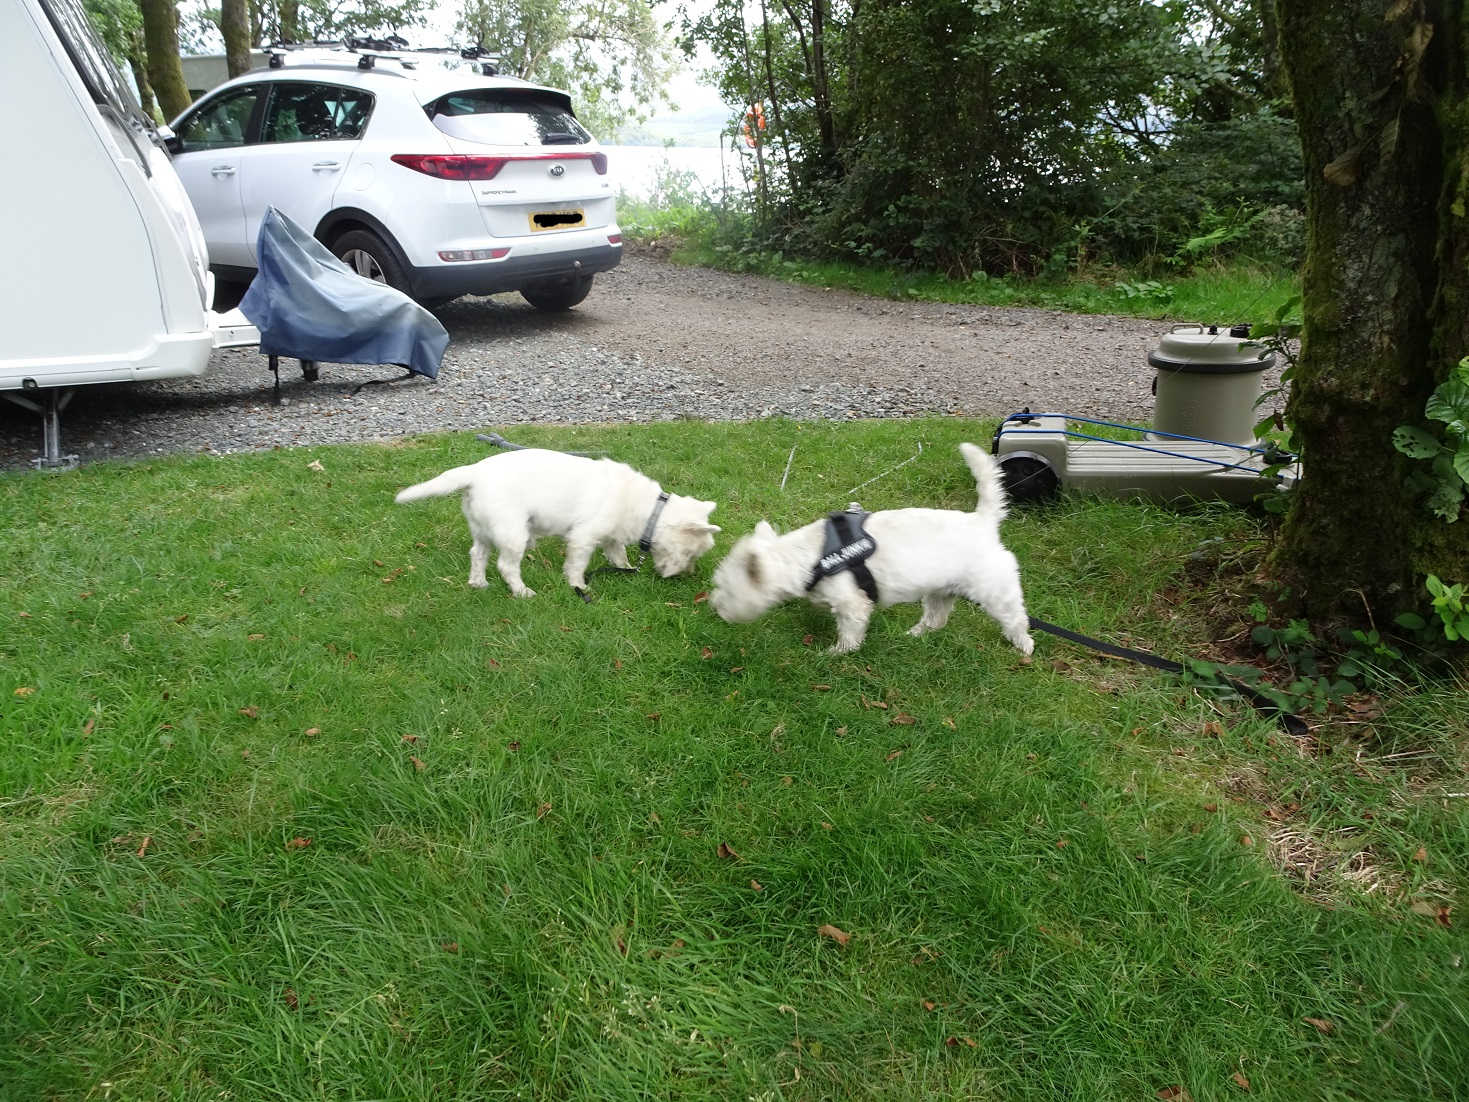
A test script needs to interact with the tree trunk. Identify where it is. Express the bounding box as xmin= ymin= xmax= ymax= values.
xmin=807 ymin=0 xmax=838 ymax=161
xmin=758 ymin=0 xmax=802 ymax=203
xmin=1253 ymin=0 xmax=1286 ymax=103
xmin=1271 ymin=0 xmax=1469 ymax=618
xmin=777 ymin=0 xmax=838 ymax=171
xmin=279 ymin=0 xmax=301 ymax=43
xmin=138 ymin=0 xmax=191 ymax=119
xmin=126 ymin=27 xmax=160 ymax=122
xmin=736 ymin=3 xmax=770 ymax=219
xmin=221 ymin=0 xmax=251 ymax=77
